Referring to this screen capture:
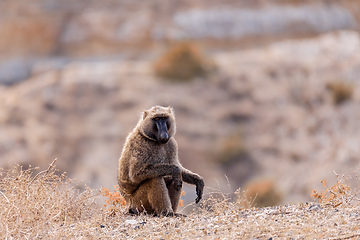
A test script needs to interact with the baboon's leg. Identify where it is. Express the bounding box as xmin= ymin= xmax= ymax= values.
xmin=147 ymin=177 xmax=173 ymax=216
xmin=130 ymin=177 xmax=173 ymax=216
xmin=127 ymin=181 xmax=153 ymax=215
xmin=165 ymin=178 xmax=182 ymax=213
